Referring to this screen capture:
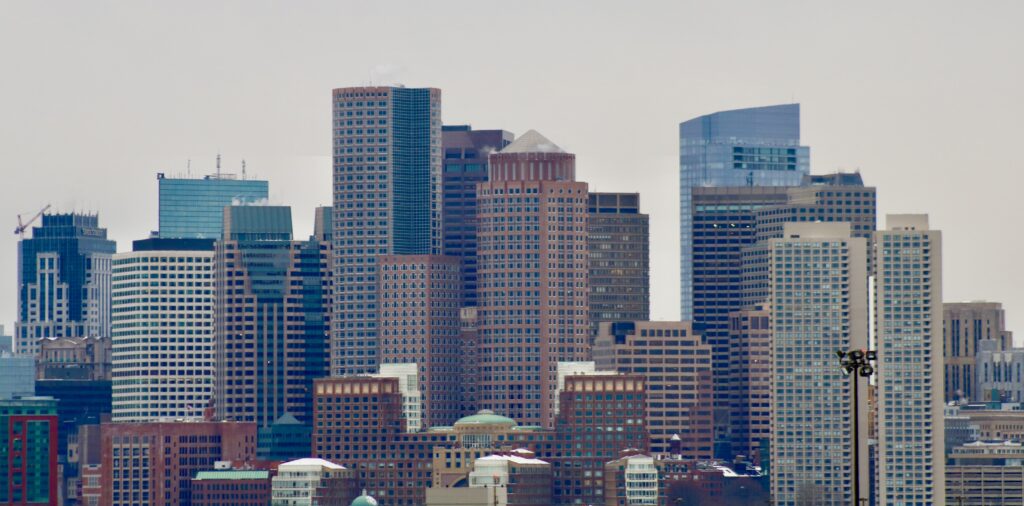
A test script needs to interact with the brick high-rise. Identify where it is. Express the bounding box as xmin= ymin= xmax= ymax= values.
xmin=477 ymin=130 xmax=589 ymax=427
xmin=587 ymin=193 xmax=650 ymax=332
xmin=331 ymin=86 xmax=442 ymax=376
xmin=377 ymin=254 xmax=463 ymax=427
